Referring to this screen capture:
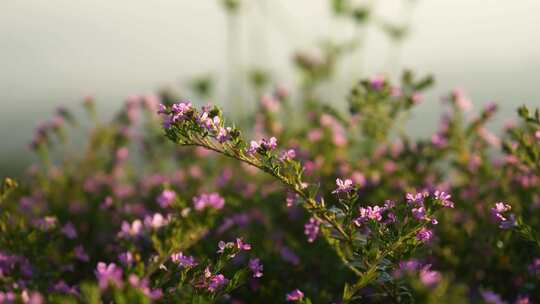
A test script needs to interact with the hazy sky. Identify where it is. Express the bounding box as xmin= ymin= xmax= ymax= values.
xmin=1 ymin=0 xmax=540 ymax=175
